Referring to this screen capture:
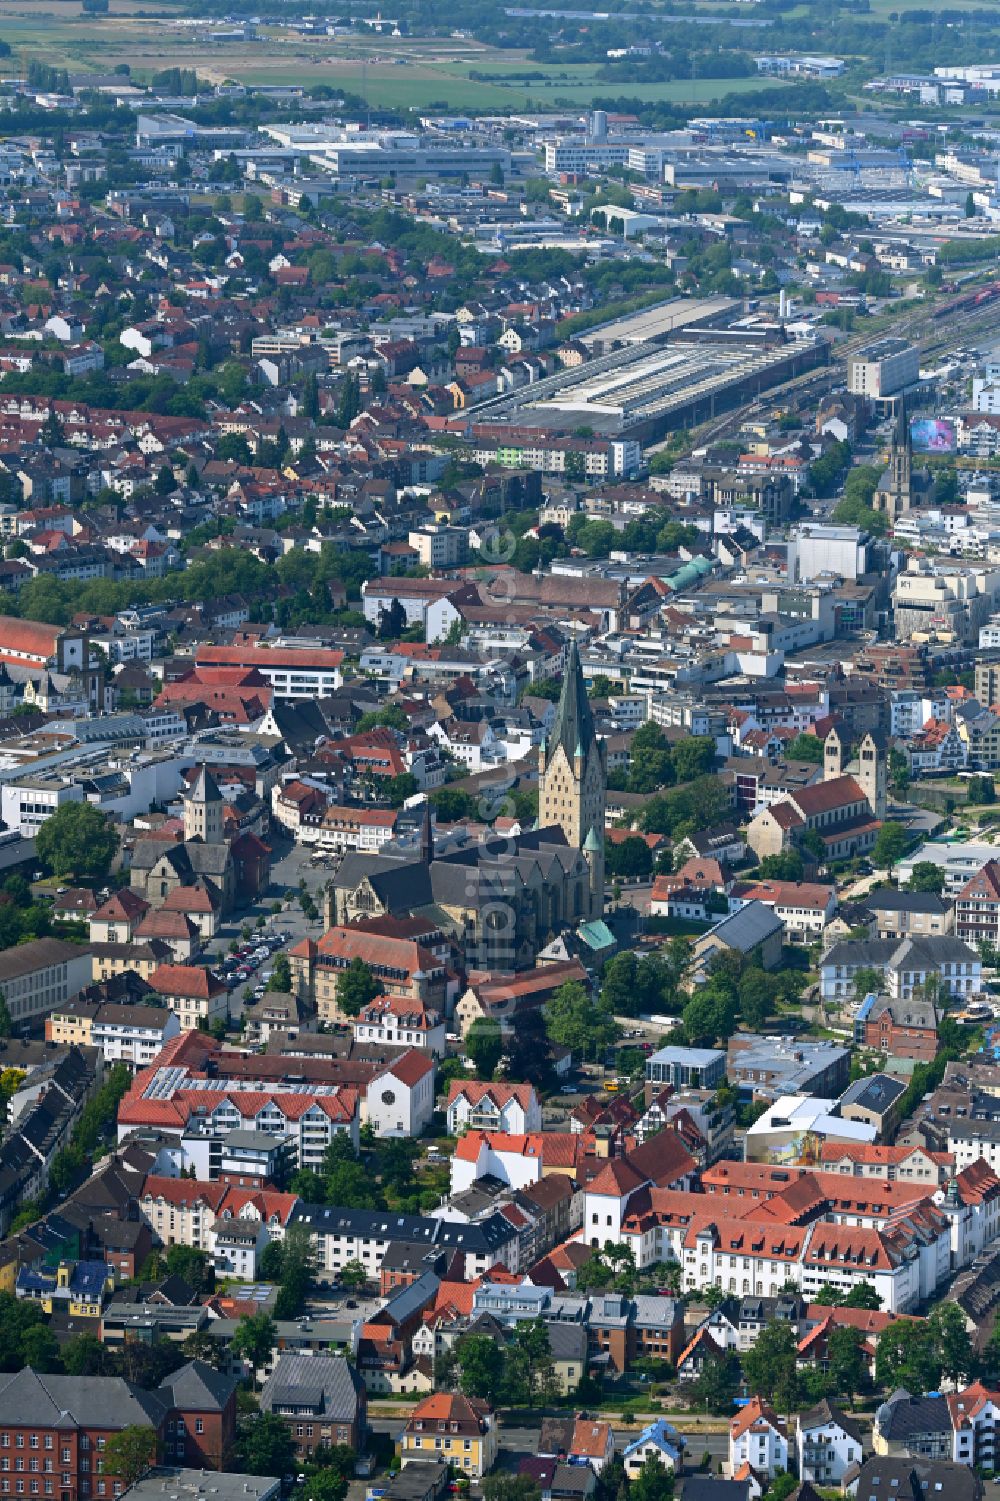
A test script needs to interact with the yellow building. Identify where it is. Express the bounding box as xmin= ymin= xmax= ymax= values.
xmin=401 ymin=1394 xmax=498 ymax=1479
xmin=15 ymin=1259 xmax=114 ymax=1318
xmin=45 ymin=998 xmax=99 ymax=1047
